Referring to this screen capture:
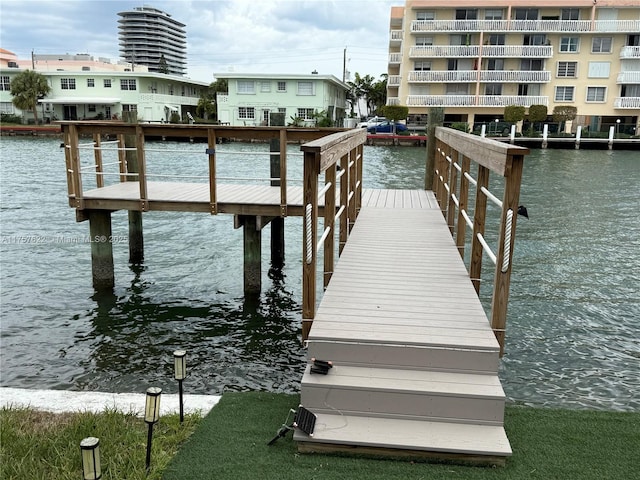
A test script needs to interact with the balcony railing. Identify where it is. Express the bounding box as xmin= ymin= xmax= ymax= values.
xmin=388 ymin=75 xmax=402 ymax=86
xmin=614 ymin=97 xmax=640 ymax=109
xmin=620 ymin=46 xmax=640 ymax=59
xmin=617 ymin=72 xmax=640 ymax=84
xmin=406 ymin=95 xmax=548 ymax=107
xmin=407 ymin=70 xmax=550 ymax=83
xmin=388 ymin=52 xmax=402 ymax=64
xmin=409 ymin=45 xmax=552 ymax=58
xmin=410 ymin=19 xmax=640 ymax=33
xmin=390 ymin=30 xmax=403 ymax=43
xmin=386 ymin=97 xmax=400 ymax=106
